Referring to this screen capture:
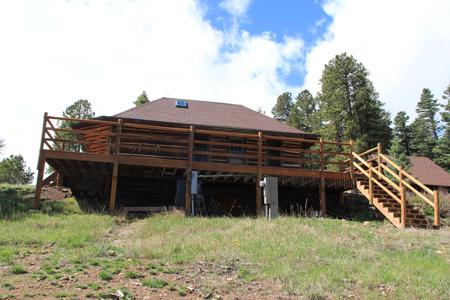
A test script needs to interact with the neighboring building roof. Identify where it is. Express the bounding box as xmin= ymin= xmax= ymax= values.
xmin=409 ymin=156 xmax=450 ymax=188
xmin=113 ymin=97 xmax=308 ymax=135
